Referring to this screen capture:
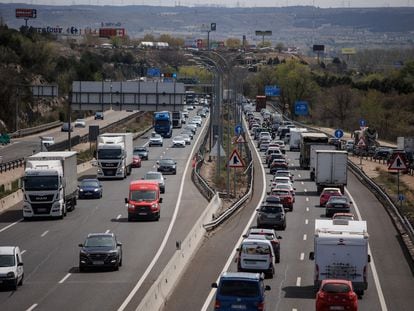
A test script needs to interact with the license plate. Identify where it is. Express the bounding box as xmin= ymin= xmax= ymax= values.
xmin=93 ymin=261 xmax=104 ymax=265
xmin=85 ymin=193 xmax=92 ymax=196
xmin=37 ymin=208 xmax=47 ymax=212
xmin=231 ymin=305 xmax=246 ymax=310
xmin=267 ymin=214 xmax=277 ymax=218
xmin=330 ymin=307 xmax=344 ymax=310
xmin=139 ymin=212 xmax=147 ymax=215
